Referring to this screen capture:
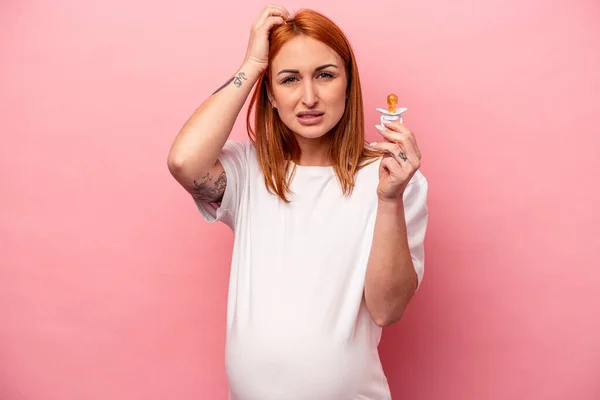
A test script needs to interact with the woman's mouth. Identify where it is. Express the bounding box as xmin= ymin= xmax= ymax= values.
xmin=297 ymin=111 xmax=325 ymax=125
